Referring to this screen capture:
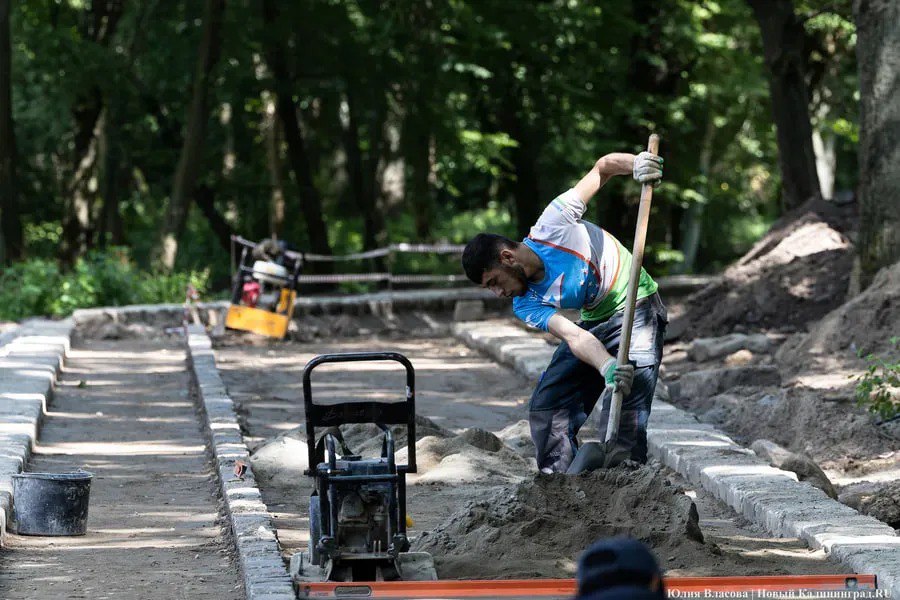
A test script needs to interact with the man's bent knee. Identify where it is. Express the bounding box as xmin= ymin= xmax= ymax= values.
xmin=529 ymin=407 xmax=578 ymax=473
